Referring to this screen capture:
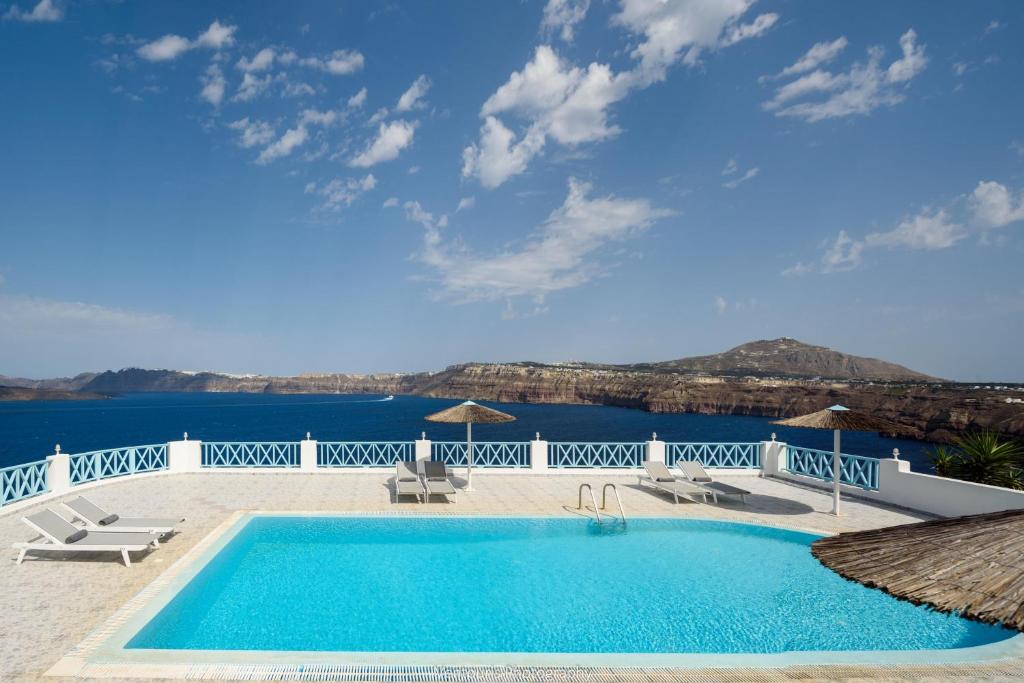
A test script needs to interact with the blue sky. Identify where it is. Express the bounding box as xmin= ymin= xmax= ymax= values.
xmin=1 ymin=1 xmax=1023 ymax=381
